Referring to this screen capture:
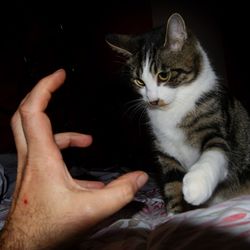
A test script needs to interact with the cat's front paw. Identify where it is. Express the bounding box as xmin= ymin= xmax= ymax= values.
xmin=182 ymin=169 xmax=213 ymax=206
